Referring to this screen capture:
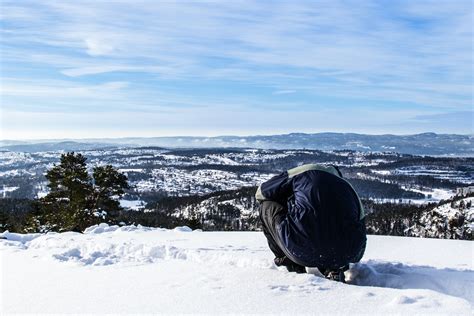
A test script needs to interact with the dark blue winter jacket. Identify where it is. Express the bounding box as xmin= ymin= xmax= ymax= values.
xmin=256 ymin=164 xmax=366 ymax=268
